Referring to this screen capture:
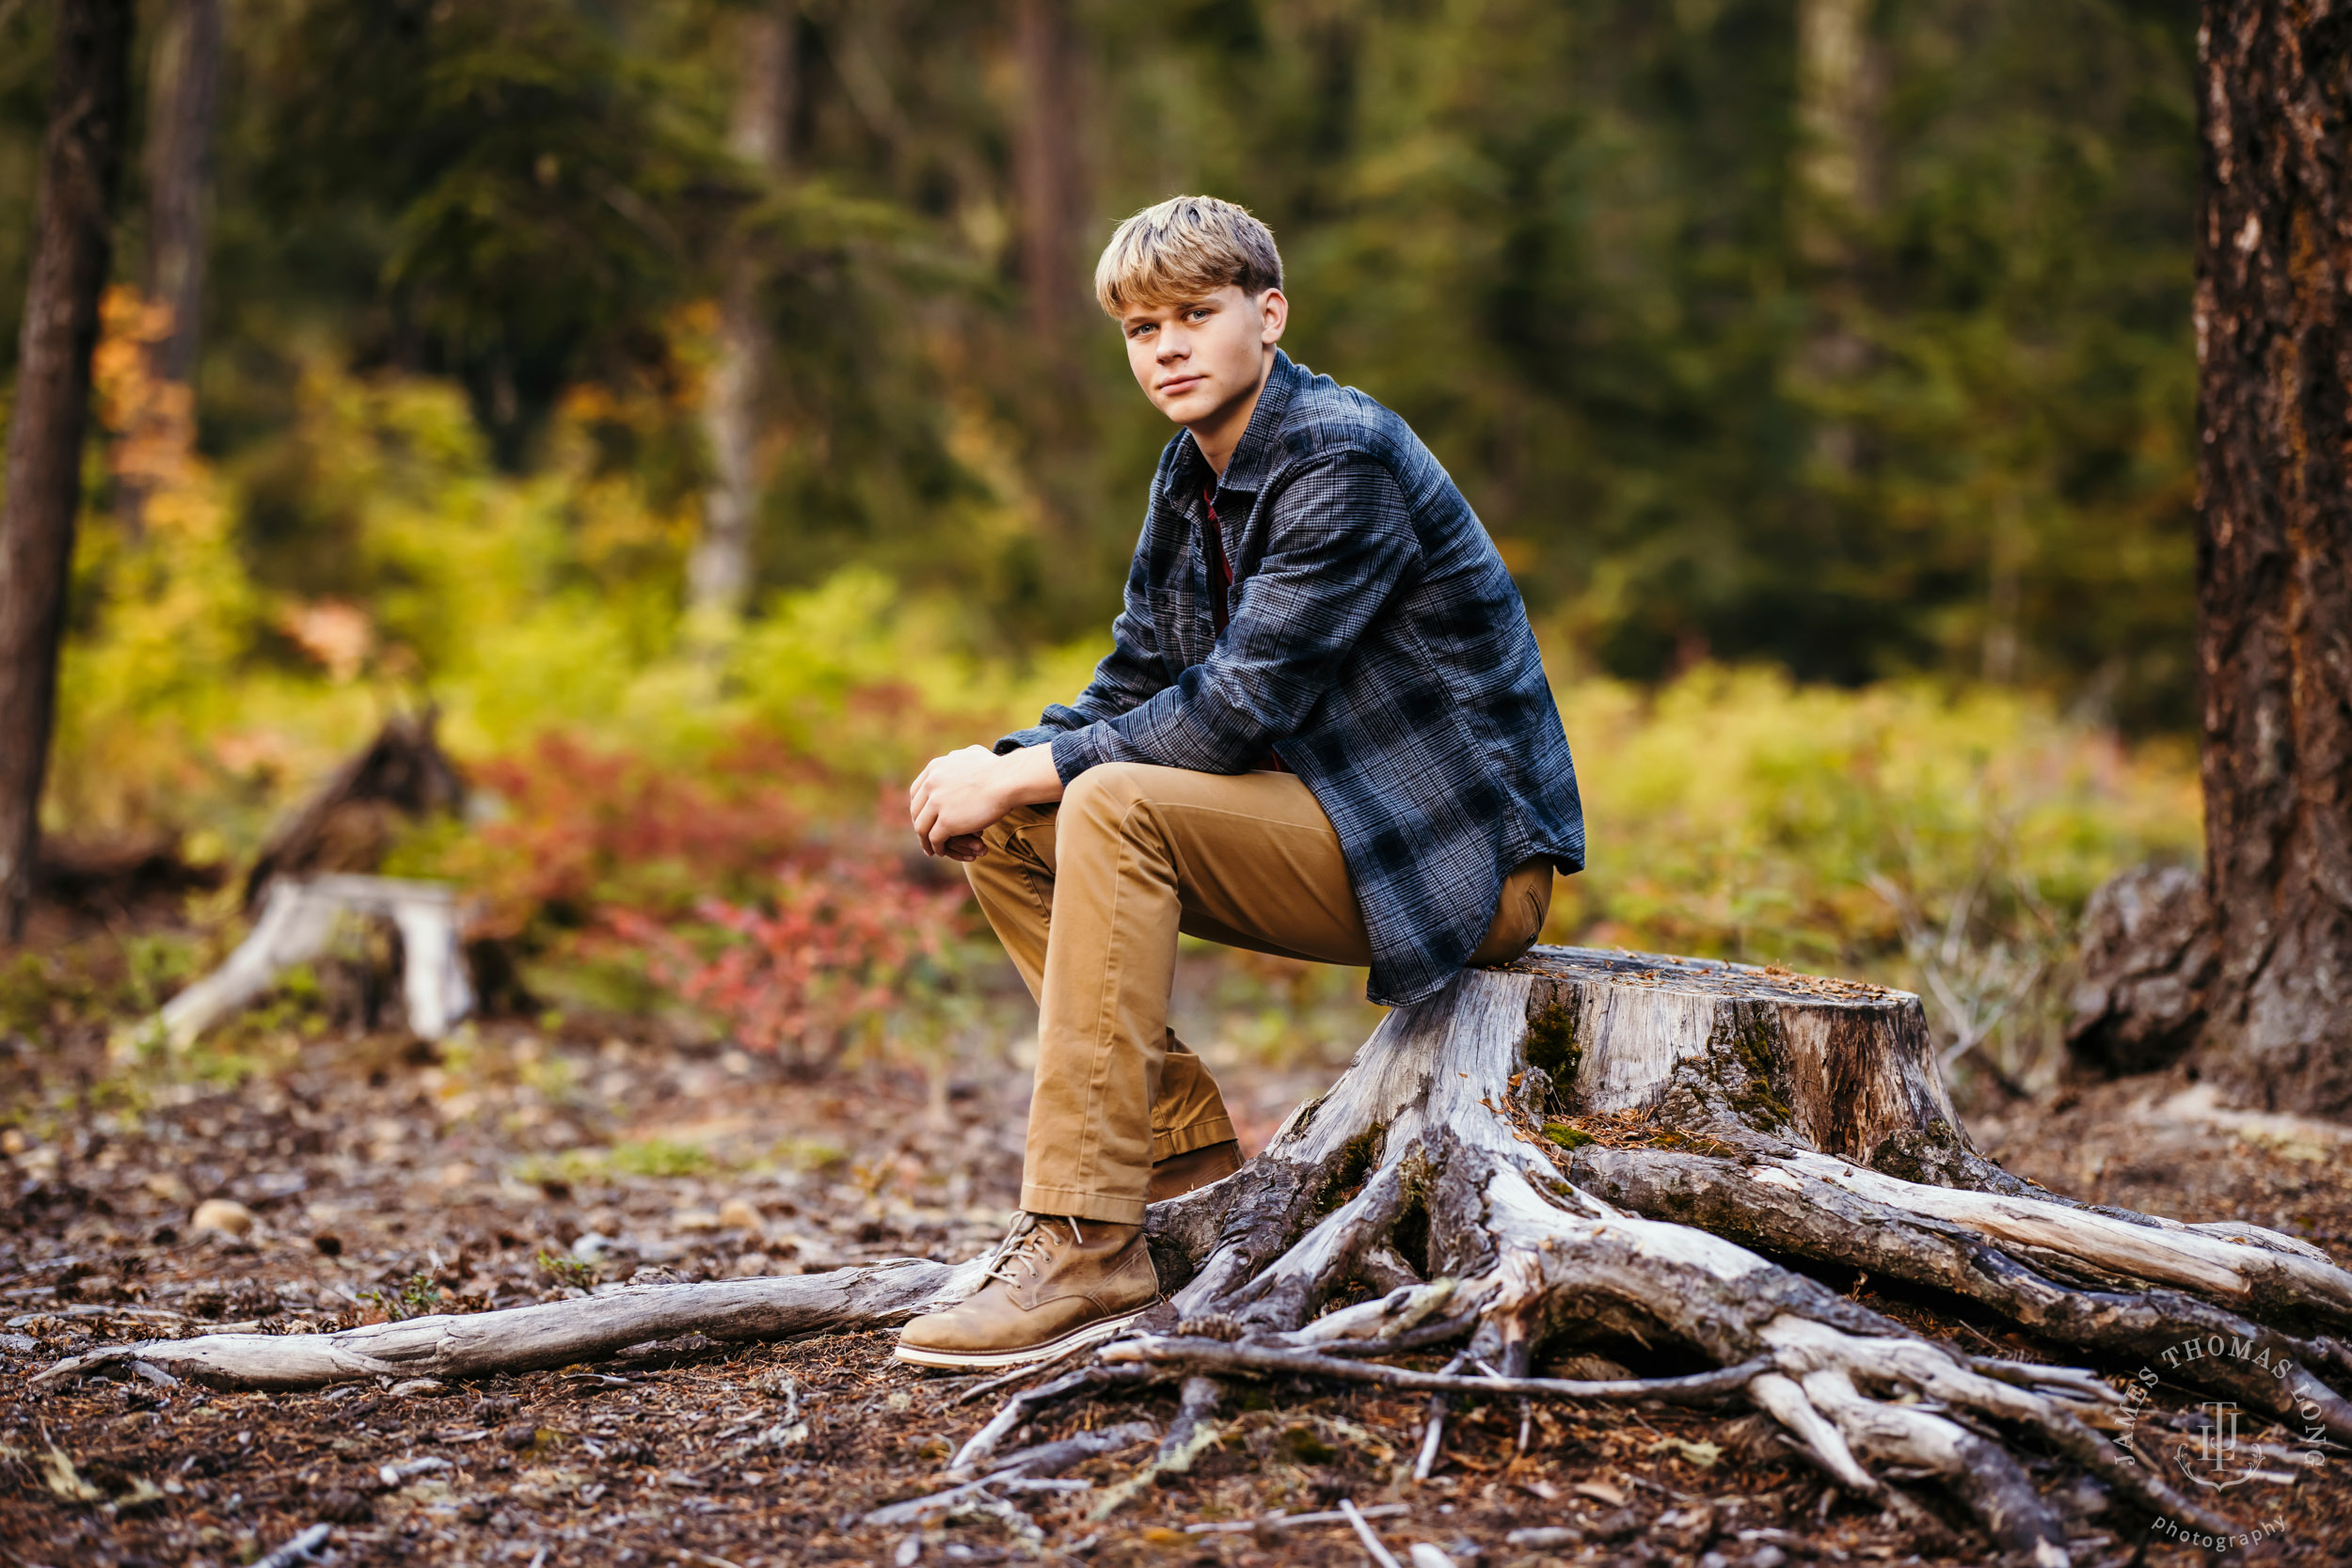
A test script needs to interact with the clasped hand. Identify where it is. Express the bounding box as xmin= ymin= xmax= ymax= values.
xmin=909 ymin=743 xmax=1064 ymax=861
